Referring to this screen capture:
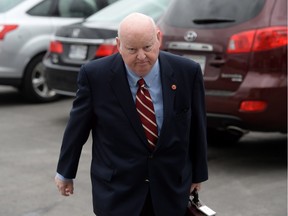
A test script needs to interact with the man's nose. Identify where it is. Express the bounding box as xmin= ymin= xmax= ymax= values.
xmin=137 ymin=49 xmax=146 ymax=60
